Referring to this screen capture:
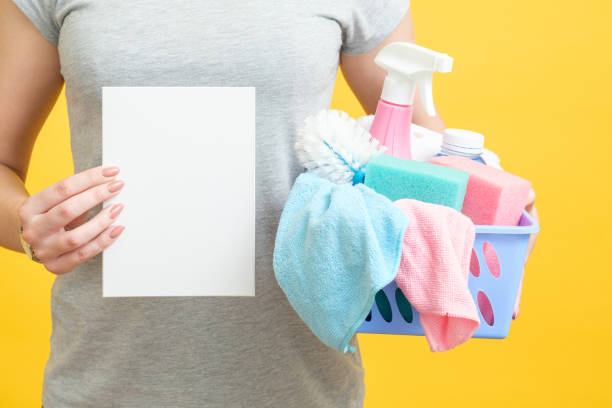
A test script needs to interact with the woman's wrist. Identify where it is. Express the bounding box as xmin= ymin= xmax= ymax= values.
xmin=0 ymin=165 xmax=31 ymax=253
xmin=9 ymin=195 xmax=30 ymax=254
